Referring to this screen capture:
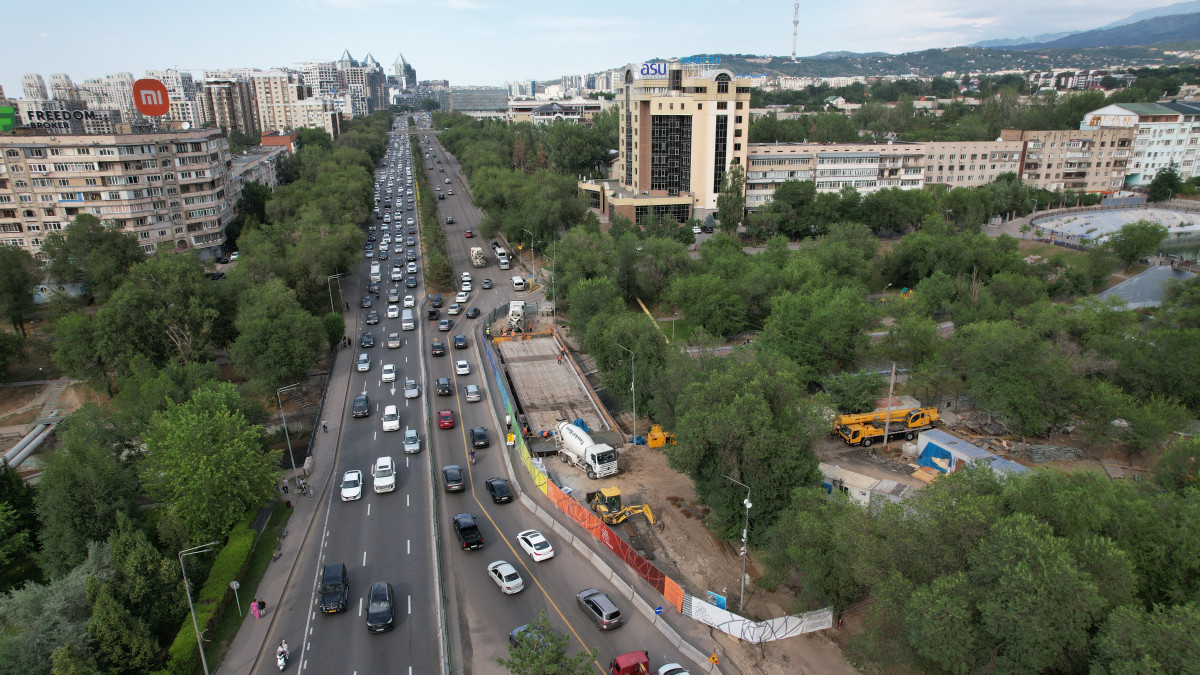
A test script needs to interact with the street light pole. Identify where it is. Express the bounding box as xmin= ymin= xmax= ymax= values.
xmin=327 ymin=273 xmax=344 ymax=314
xmin=521 ymin=228 xmax=537 ymax=280
xmin=275 ymin=383 xmax=302 ymax=485
xmin=672 ymin=312 xmax=678 ymax=342
xmin=615 ymin=342 xmax=635 ymax=444
xmin=723 ymin=475 xmax=752 ymax=614
xmin=179 ymin=541 xmax=221 ymax=675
